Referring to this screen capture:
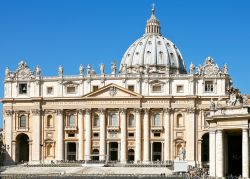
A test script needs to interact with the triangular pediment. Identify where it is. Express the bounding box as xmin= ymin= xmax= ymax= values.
xmin=83 ymin=83 xmax=142 ymax=98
